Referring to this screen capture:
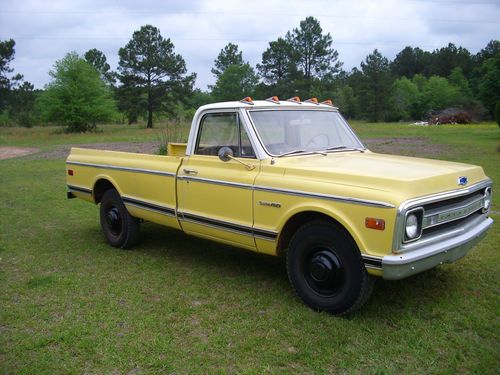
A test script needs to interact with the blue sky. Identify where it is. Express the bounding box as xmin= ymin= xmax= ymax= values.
xmin=1 ymin=0 xmax=499 ymax=90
